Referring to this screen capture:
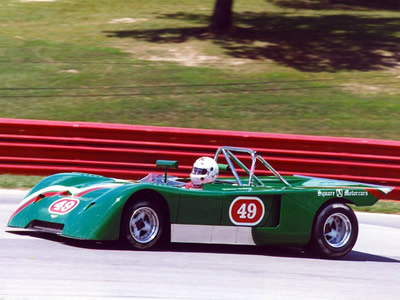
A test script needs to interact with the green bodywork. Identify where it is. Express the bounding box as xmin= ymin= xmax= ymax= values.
xmin=8 ymin=146 xmax=392 ymax=247
xmin=8 ymin=172 xmax=388 ymax=247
